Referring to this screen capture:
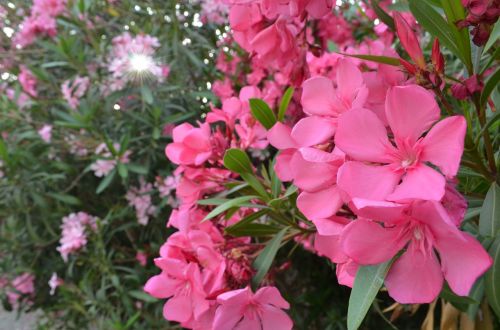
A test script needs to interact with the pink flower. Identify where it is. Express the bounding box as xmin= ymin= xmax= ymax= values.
xmin=90 ymin=159 xmax=116 ymax=177
xmin=57 ymin=212 xmax=98 ymax=262
xmin=126 ymin=180 xmax=157 ymax=225
xmin=61 ymin=76 xmax=89 ymax=109
xmin=38 ymin=124 xmax=52 ymax=143
xmin=32 ymin=0 xmax=66 ymax=17
xmin=165 ymin=123 xmax=213 ymax=166
xmin=19 ymin=66 xmax=37 ymax=97
xmin=301 ymin=59 xmax=368 ymax=119
xmin=7 ymin=273 xmax=35 ymax=307
xmin=14 ymin=14 xmax=57 ymax=47
xmin=144 ymin=262 xmax=210 ymax=326
xmin=394 ymin=12 xmax=425 ymax=69
xmin=213 ymin=286 xmax=293 ymax=330
xmin=136 ymin=251 xmax=148 ymax=266
xmin=336 ymin=85 xmax=466 ymax=202
xmin=48 ymin=272 xmax=63 ymax=295
xmin=341 ymin=200 xmax=492 ymax=303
